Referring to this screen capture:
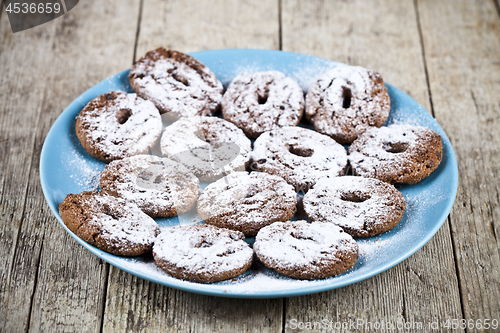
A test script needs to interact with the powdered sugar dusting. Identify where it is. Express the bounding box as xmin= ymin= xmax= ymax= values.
xmin=153 ymin=224 xmax=253 ymax=279
xmin=214 ymin=55 xmax=338 ymax=92
xmin=56 ymin=51 xmax=455 ymax=294
xmin=64 ymin=148 xmax=102 ymax=189
xmin=160 ymin=116 xmax=251 ymax=181
xmin=388 ymin=106 xmax=437 ymax=128
xmin=78 ymin=92 xmax=163 ymax=160
xmin=348 ymin=124 xmax=439 ymax=182
xmin=305 ymin=65 xmax=390 ymax=143
xmin=86 ymin=194 xmax=160 ymax=249
xmin=100 ymin=155 xmax=199 ymax=217
xmin=109 ymin=171 xmax=448 ymax=292
xmin=222 ymin=71 xmax=304 ymax=138
xmin=252 ymin=126 xmax=348 ymax=191
xmin=254 ymin=221 xmax=357 ymax=272
xmin=197 ymin=172 xmax=296 ymax=235
xmin=130 ymin=51 xmax=223 ymax=117
xmin=303 ymin=176 xmax=405 ymax=236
